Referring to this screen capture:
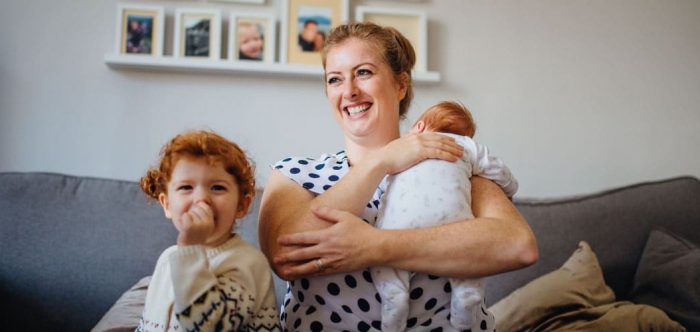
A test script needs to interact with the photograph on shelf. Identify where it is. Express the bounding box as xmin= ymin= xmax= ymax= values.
xmin=229 ymin=13 xmax=276 ymax=63
xmin=355 ymin=6 xmax=427 ymax=72
xmin=211 ymin=0 xmax=265 ymax=4
xmin=174 ymin=8 xmax=222 ymax=59
xmin=115 ymin=4 xmax=164 ymax=56
xmin=281 ymin=0 xmax=348 ymax=65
